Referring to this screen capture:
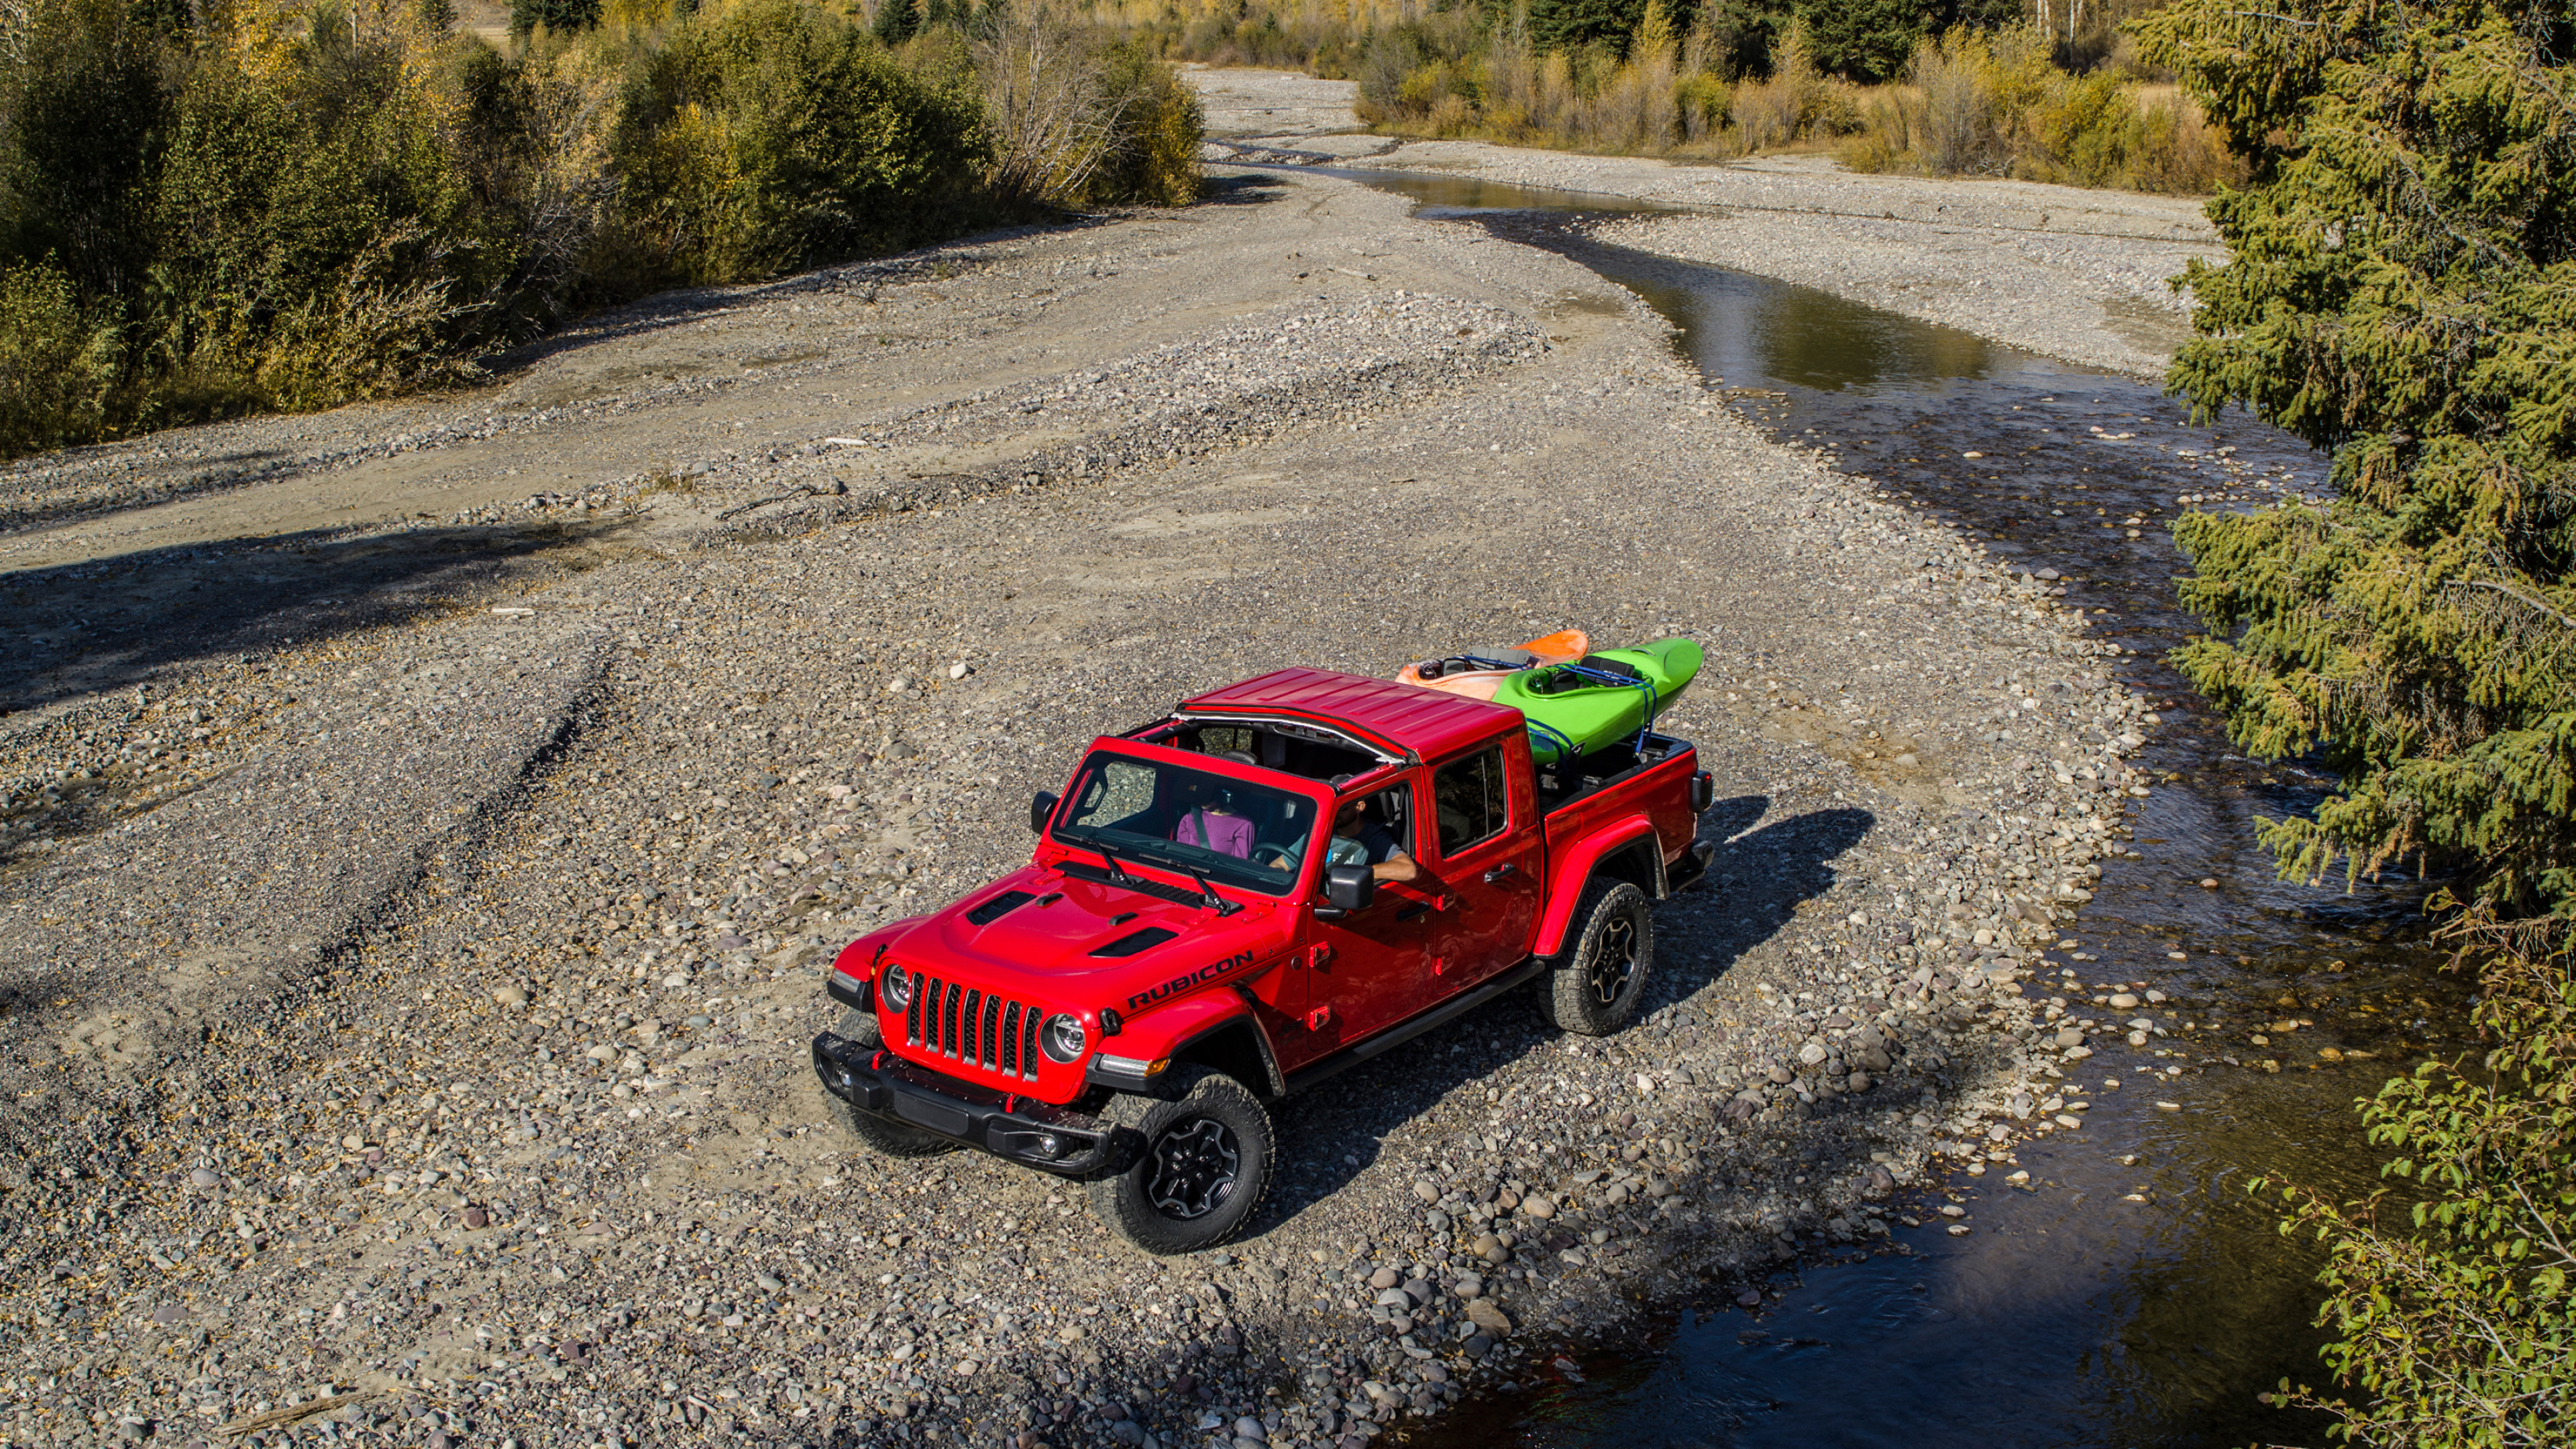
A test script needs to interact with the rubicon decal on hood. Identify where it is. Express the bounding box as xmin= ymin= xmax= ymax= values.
xmin=1128 ymin=950 xmax=1258 ymax=1010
